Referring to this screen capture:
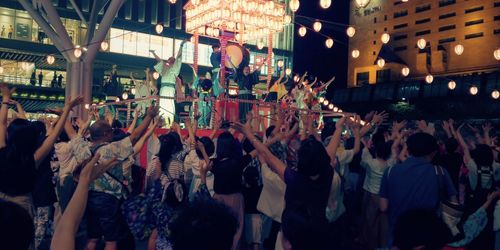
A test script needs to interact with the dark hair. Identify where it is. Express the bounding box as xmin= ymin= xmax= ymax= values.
xmin=216 ymin=131 xmax=241 ymax=159
xmin=211 ymin=44 xmax=220 ymax=49
xmin=393 ymin=209 xmax=452 ymax=250
xmin=89 ymin=120 xmax=113 ymax=142
xmin=195 ymin=137 xmax=215 ymax=159
xmin=321 ymin=121 xmax=336 ymax=143
xmin=111 ymin=119 xmax=123 ymax=129
xmin=30 ymin=120 xmax=47 ymax=148
xmin=242 ymin=135 xmax=260 ymax=154
xmin=7 ymin=119 xmax=39 ymax=154
xmin=0 ymin=199 xmax=34 ymax=250
xmin=471 ymin=144 xmax=494 ymax=167
xmin=375 ymin=141 xmax=392 ymax=160
xmin=265 ymin=125 xmax=275 ymax=139
xmin=444 ymin=138 xmax=459 ymax=154
xmin=281 ymin=207 xmax=329 ymax=250
xmin=158 ymin=132 xmax=183 ymax=171
xmin=297 ymin=136 xmax=330 ymax=177
xmin=406 ymin=133 xmax=438 ymax=157
xmin=169 ymin=198 xmax=237 ymax=250
xmin=371 ymin=130 xmax=386 ymax=148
